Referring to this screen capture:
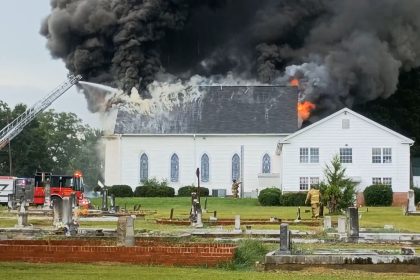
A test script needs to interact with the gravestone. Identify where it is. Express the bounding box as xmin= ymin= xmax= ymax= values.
xmin=195 ymin=213 xmax=203 ymax=228
xmin=62 ymin=197 xmax=78 ymax=235
xmin=117 ymin=216 xmax=135 ymax=246
xmin=347 ymin=207 xmax=359 ymax=240
xmin=43 ymin=179 xmax=51 ymax=209
xmin=323 ymin=216 xmax=332 ymax=230
xmin=53 ymin=200 xmax=62 ymax=227
xmin=190 ymin=192 xmax=202 ymax=226
xmin=15 ymin=196 xmax=31 ymax=228
xmin=101 ymin=189 xmax=108 ymax=211
xmin=279 ymin=223 xmax=291 ymax=254
xmin=62 ymin=197 xmax=72 ymax=226
xmin=338 ymin=216 xmax=346 ymax=234
xmin=407 ymin=190 xmax=416 ymax=213
xmin=234 ymin=215 xmax=241 ymax=232
xmin=109 ymin=194 xmax=116 ymax=213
